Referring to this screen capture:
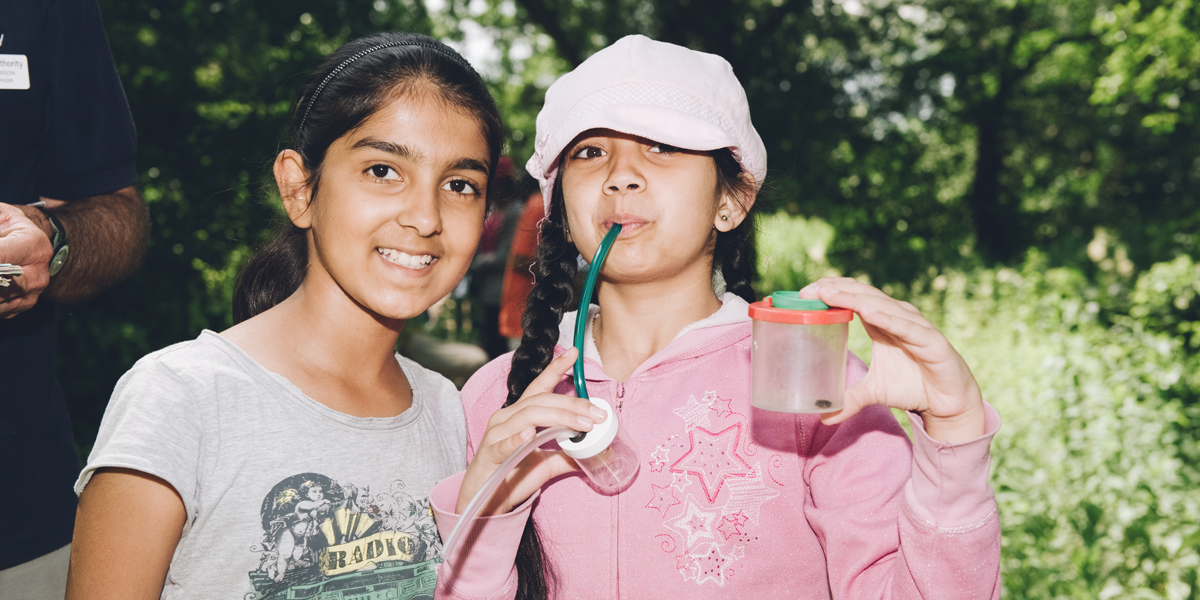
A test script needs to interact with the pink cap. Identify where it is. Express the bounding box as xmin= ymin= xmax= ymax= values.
xmin=525 ymin=35 xmax=767 ymax=213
